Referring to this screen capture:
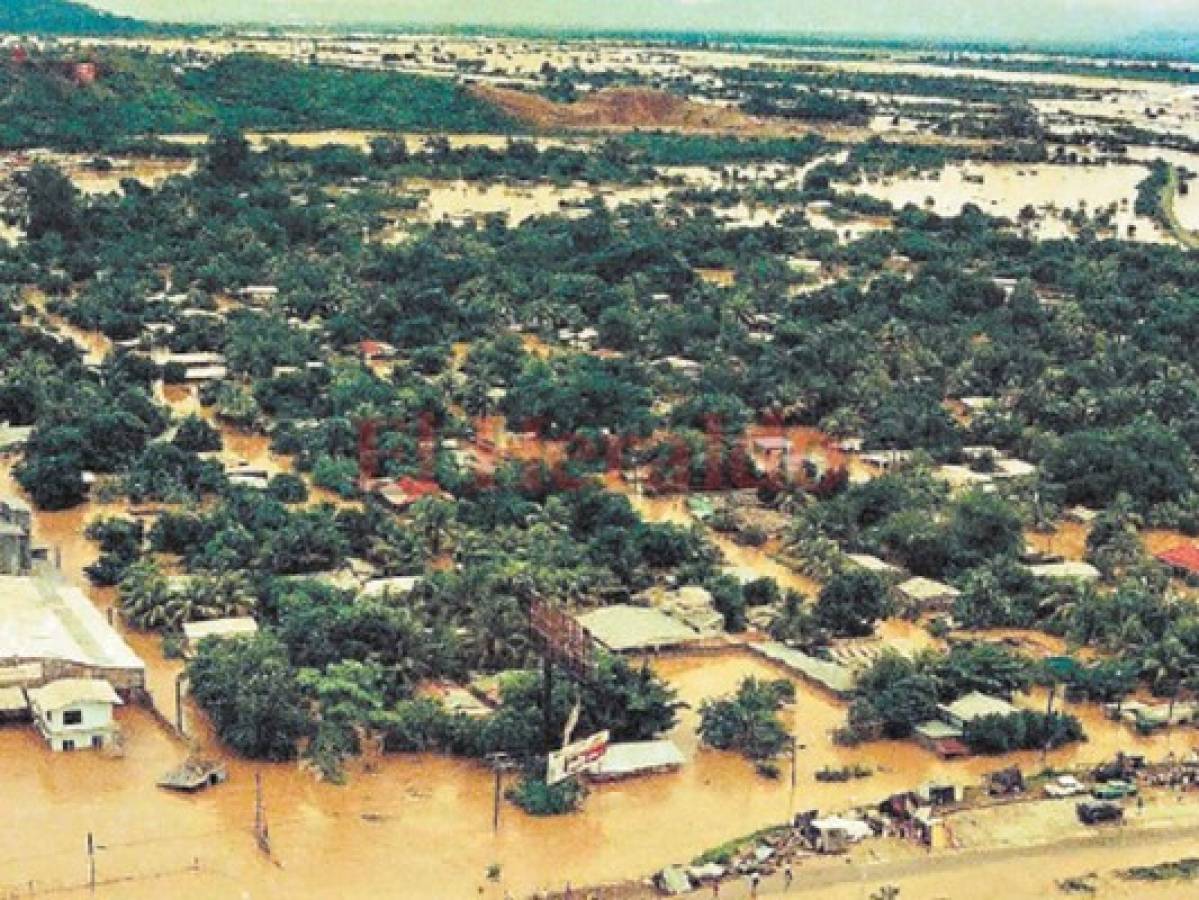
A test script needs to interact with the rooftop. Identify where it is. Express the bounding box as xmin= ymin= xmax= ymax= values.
xmin=577 ymin=605 xmax=699 ymax=652
xmin=938 ymin=691 xmax=1017 ymax=723
xmin=0 ymin=576 xmax=144 ymax=676
xmin=1026 ymin=561 xmax=1101 ymax=581
xmin=751 ymin=642 xmax=856 ymax=695
xmin=591 ymin=740 xmax=684 ymax=780
xmin=27 ymin=678 xmax=123 ymax=711
xmin=1156 ymin=544 xmax=1199 ymax=575
xmin=897 ymin=576 xmax=961 ymax=601
xmin=182 ymin=617 xmax=259 ymax=644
